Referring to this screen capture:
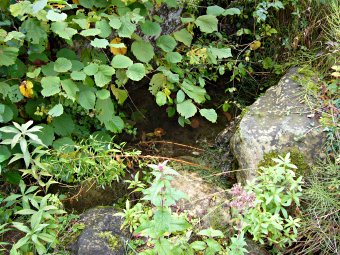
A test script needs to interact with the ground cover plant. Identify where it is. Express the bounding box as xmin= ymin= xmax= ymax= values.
xmin=0 ymin=0 xmax=339 ymax=254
